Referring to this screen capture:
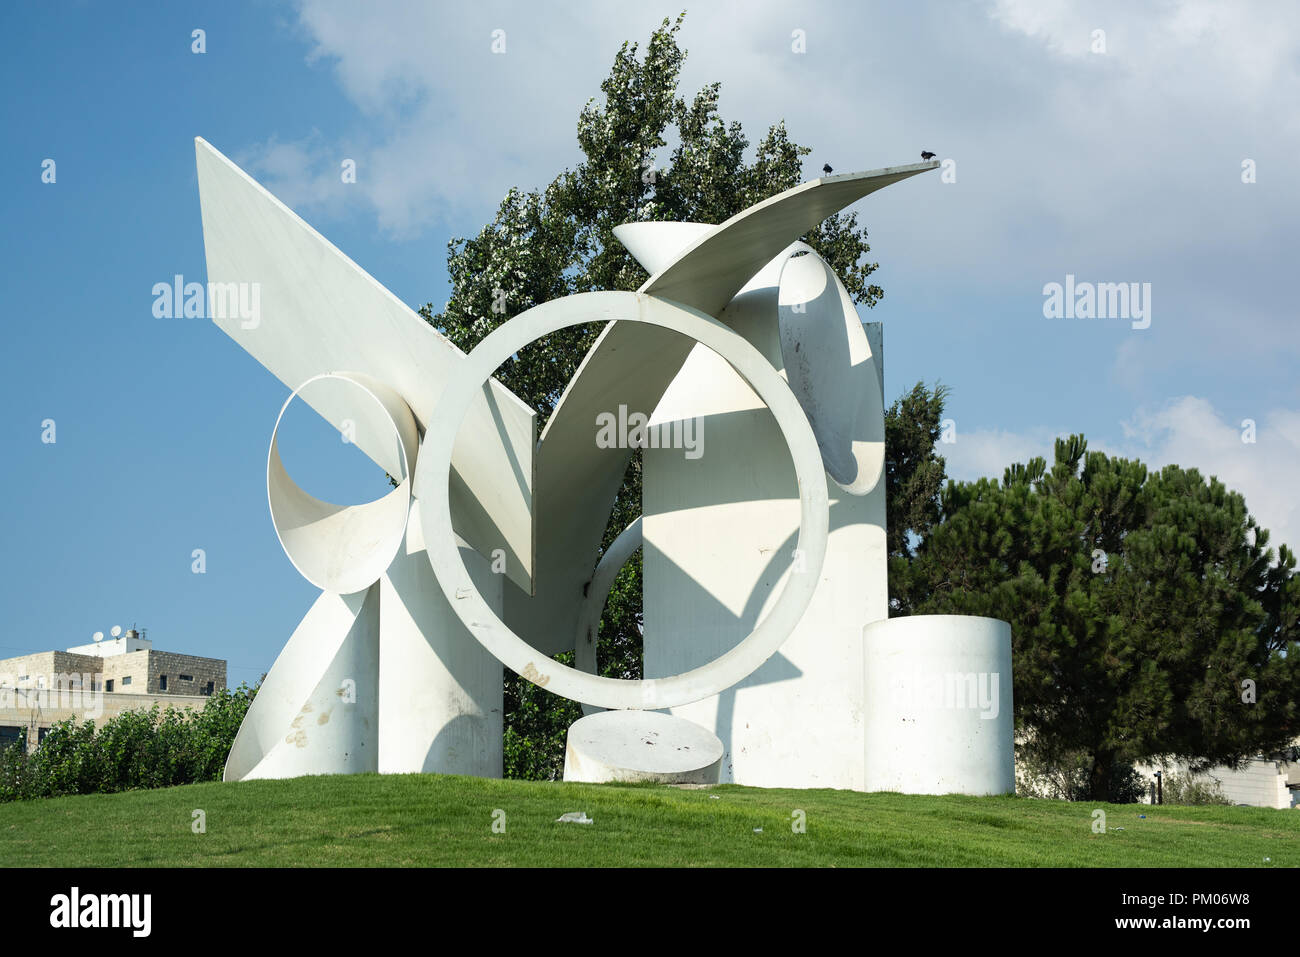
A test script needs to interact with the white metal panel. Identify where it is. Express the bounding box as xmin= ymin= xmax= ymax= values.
xmin=378 ymin=519 xmax=505 ymax=776
xmin=194 ymin=138 xmax=536 ymax=592
xmin=644 ymin=346 xmax=887 ymax=789
xmin=224 ymin=587 xmax=380 ymax=782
